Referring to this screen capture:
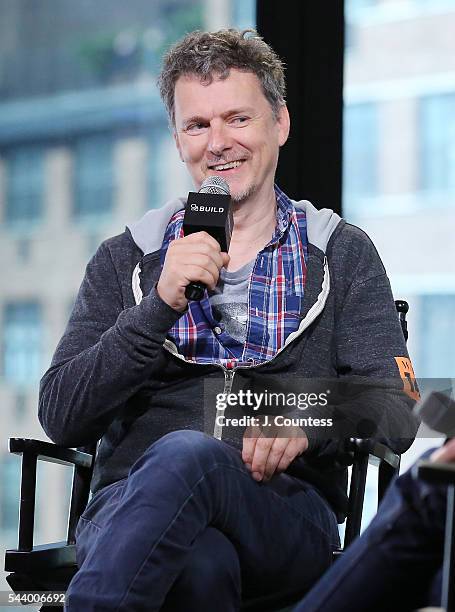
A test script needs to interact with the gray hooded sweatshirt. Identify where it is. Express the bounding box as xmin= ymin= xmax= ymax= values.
xmin=39 ymin=197 xmax=418 ymax=521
